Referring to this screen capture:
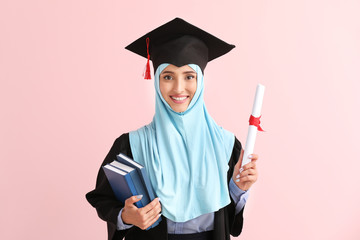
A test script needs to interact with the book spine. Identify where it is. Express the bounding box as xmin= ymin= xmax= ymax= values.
xmin=129 ymin=171 xmax=150 ymax=207
xmin=138 ymin=168 xmax=156 ymax=201
xmin=116 ymin=154 xmax=155 ymax=201
xmin=124 ymin=174 xmax=143 ymax=208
